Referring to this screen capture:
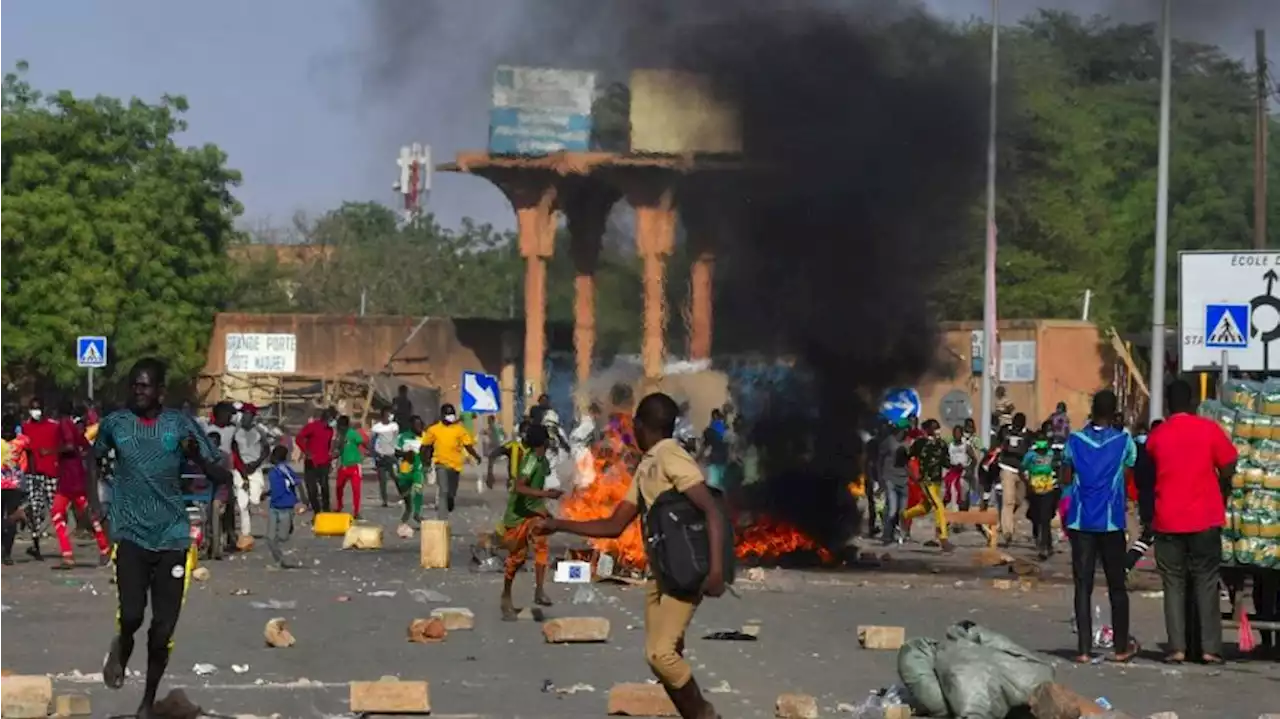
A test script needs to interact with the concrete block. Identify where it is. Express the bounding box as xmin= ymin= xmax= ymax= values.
xmin=342 ymin=523 xmax=383 ymax=550
xmin=1 ymin=675 xmax=52 ymax=718
xmin=972 ymin=547 xmax=1014 ymax=567
xmin=431 ymin=607 xmax=475 ymax=631
xmin=857 ymin=625 xmax=905 ymax=650
xmin=946 ymin=509 xmax=998 ymax=525
xmin=264 ymin=617 xmax=296 ymax=648
xmin=1 ymin=701 xmax=48 ymax=711
xmin=775 ymin=693 xmax=818 ymax=719
xmin=883 ymin=707 xmax=912 ymax=719
xmin=349 ymin=679 xmax=431 ymax=714
xmin=53 ymin=694 xmax=91 ymax=717
xmin=607 ymin=683 xmax=678 ymax=716
xmin=420 ymin=520 xmax=450 ymax=568
xmin=543 ymin=616 xmax=611 ymax=643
